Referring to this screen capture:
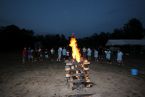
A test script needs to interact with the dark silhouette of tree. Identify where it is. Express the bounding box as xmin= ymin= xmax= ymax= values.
xmin=34 ymin=35 xmax=44 ymax=48
xmin=0 ymin=25 xmax=34 ymax=51
xmin=78 ymin=32 xmax=109 ymax=48
xmin=123 ymin=18 xmax=144 ymax=39
xmin=34 ymin=34 xmax=68 ymax=49
xmin=97 ymin=32 xmax=109 ymax=46
xmin=111 ymin=28 xmax=124 ymax=39
xmin=60 ymin=34 xmax=68 ymax=47
xmin=0 ymin=18 xmax=144 ymax=52
xmin=110 ymin=18 xmax=144 ymax=39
